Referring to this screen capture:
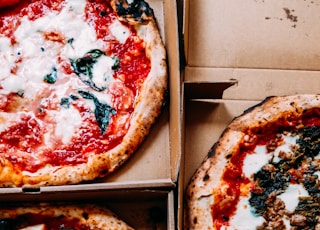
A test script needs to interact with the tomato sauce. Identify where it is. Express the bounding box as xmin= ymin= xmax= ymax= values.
xmin=211 ymin=144 xmax=252 ymax=229
xmin=0 ymin=0 xmax=151 ymax=173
